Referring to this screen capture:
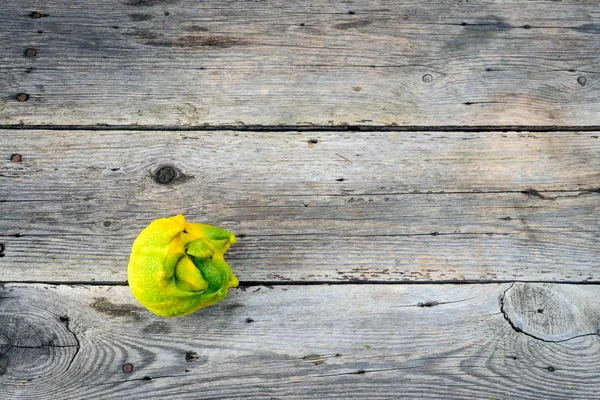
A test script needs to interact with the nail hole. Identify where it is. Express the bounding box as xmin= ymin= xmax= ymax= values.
xmin=537 ymin=308 xmax=544 ymax=313
xmin=164 ymin=11 xmax=170 ymax=16
xmin=299 ymin=23 xmax=305 ymax=26
xmin=336 ymin=178 xmax=345 ymax=181
xmin=523 ymin=25 xmax=531 ymax=29
xmin=245 ymin=318 xmax=254 ymax=323
xmin=103 ymin=221 xmax=112 ymax=227
xmin=347 ymin=11 xmax=355 ymax=15
xmin=0 ymin=243 xmax=5 ymax=253
xmin=308 ymin=139 xmax=318 ymax=144
xmin=547 ymin=366 xmax=555 ymax=372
